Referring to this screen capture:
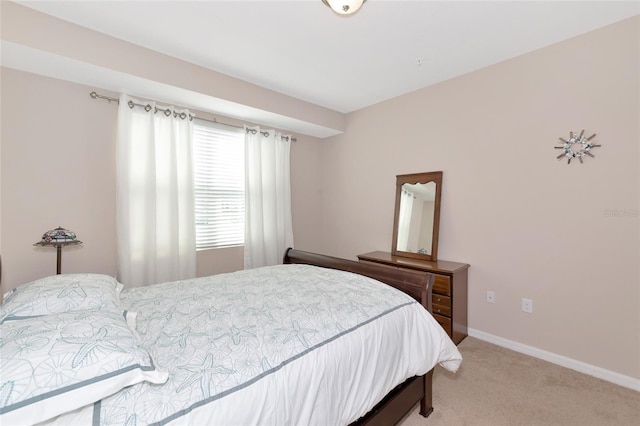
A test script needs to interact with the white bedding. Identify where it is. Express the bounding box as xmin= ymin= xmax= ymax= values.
xmin=5 ymin=264 xmax=461 ymax=426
